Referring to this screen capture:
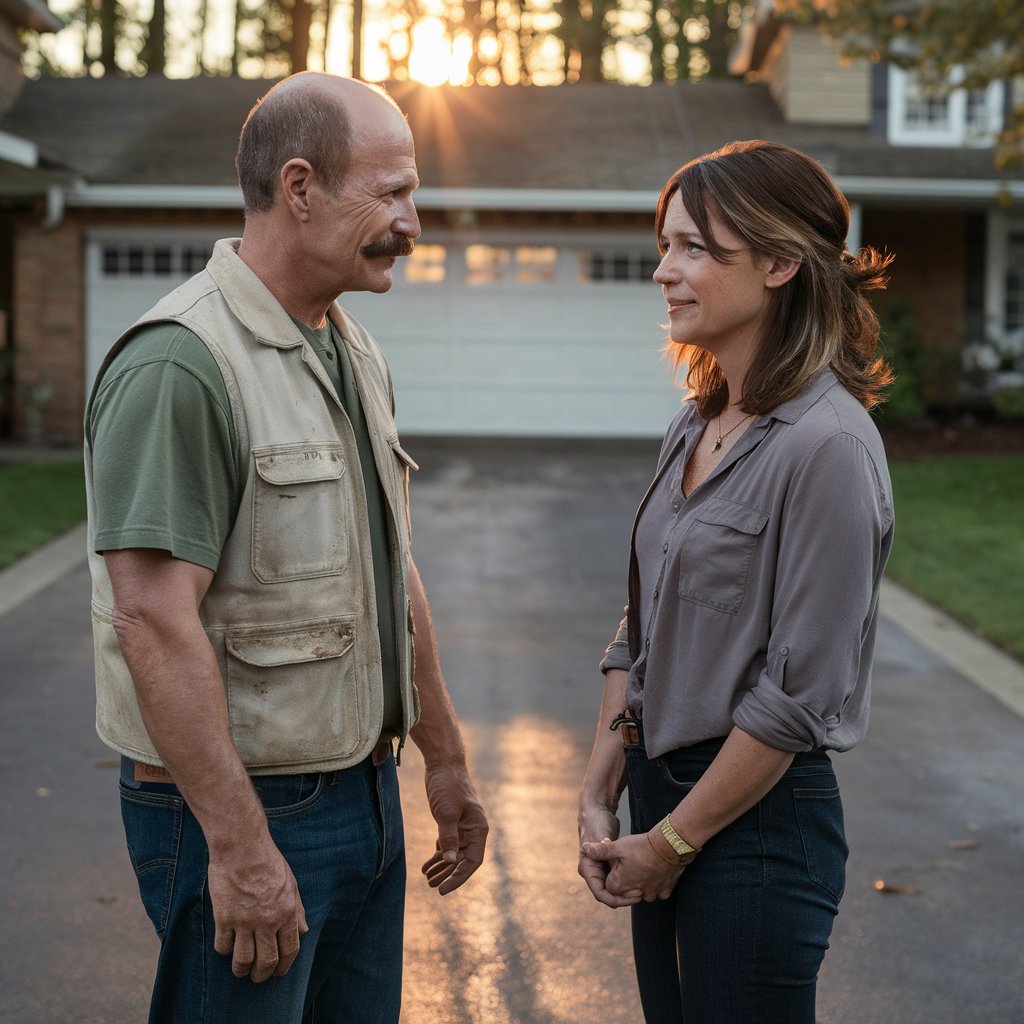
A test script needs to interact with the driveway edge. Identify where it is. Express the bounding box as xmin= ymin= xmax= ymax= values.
xmin=0 ymin=522 xmax=88 ymax=618
xmin=880 ymin=577 xmax=1024 ymax=721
